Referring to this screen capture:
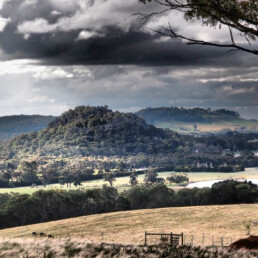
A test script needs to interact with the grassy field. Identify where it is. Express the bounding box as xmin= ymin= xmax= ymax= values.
xmin=0 ymin=167 xmax=257 ymax=194
xmin=0 ymin=204 xmax=257 ymax=247
xmin=155 ymin=118 xmax=258 ymax=133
